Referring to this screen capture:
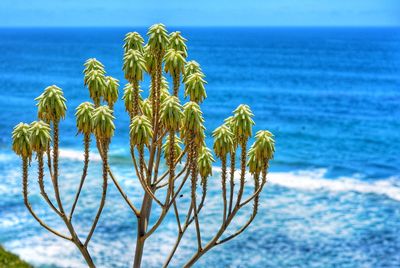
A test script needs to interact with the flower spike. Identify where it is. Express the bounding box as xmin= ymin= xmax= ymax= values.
xmin=104 ymin=76 xmax=119 ymax=108
xmin=160 ymin=96 xmax=183 ymax=131
xmin=12 ymin=123 xmax=32 ymax=159
xmin=75 ymin=102 xmax=95 ymax=135
xmin=123 ymin=32 xmax=145 ymax=53
xmin=91 ymin=106 xmax=115 ymax=139
xmin=168 ymin=31 xmax=188 ymax=57
xmin=36 ymin=85 xmax=67 ymax=122
xmin=213 ymin=125 xmax=234 ymax=159
xmin=29 ymin=121 xmax=51 ymax=153
xmin=130 ymin=115 xmax=153 ymax=146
